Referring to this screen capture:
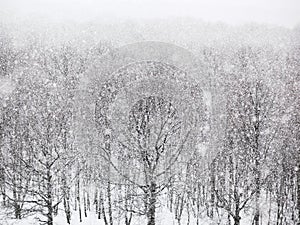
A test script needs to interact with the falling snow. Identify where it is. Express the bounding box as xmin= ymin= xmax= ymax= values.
xmin=0 ymin=1 xmax=300 ymax=225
